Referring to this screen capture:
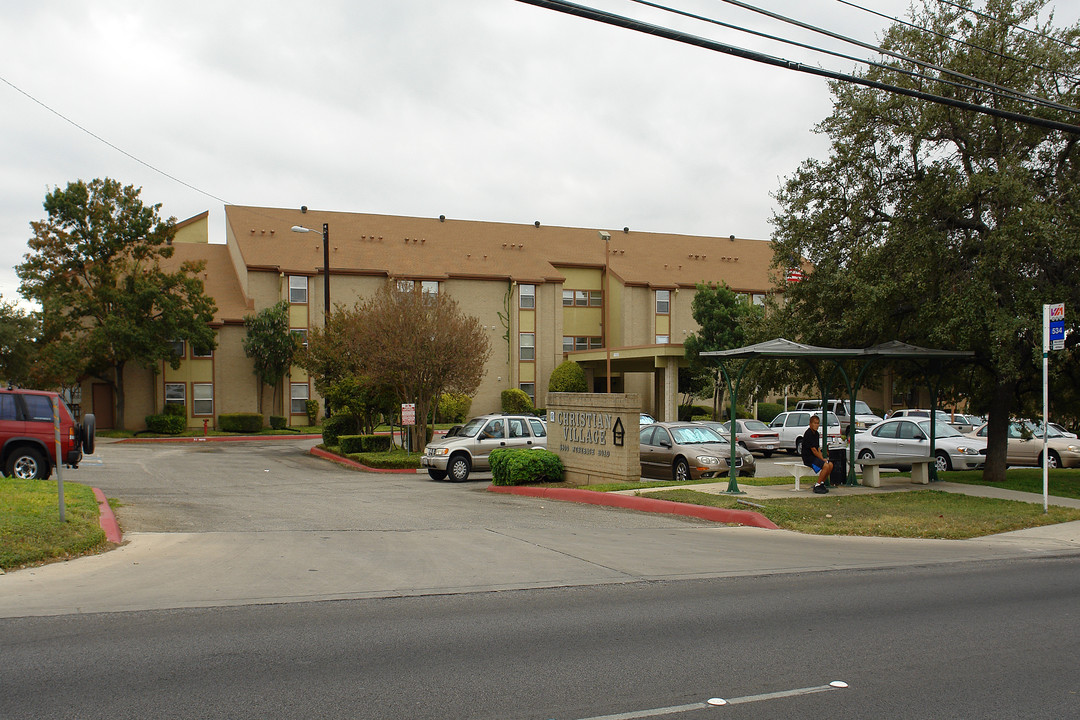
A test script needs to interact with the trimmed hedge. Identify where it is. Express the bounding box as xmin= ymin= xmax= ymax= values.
xmin=219 ymin=412 xmax=264 ymax=433
xmin=322 ymin=414 xmax=360 ymax=446
xmin=145 ymin=413 xmax=186 ymax=434
xmin=162 ymin=403 xmax=187 ymax=418
xmin=489 ymin=447 xmax=564 ymax=486
xmin=501 ymin=388 xmax=534 ymax=414
xmin=339 ymin=434 xmax=393 ymax=454
xmin=270 ymin=415 xmax=287 ymax=430
xmin=756 ymin=402 xmax=784 ymax=423
xmin=437 ymin=392 xmax=472 ymax=424
xmin=346 ymin=452 xmax=421 ymax=469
